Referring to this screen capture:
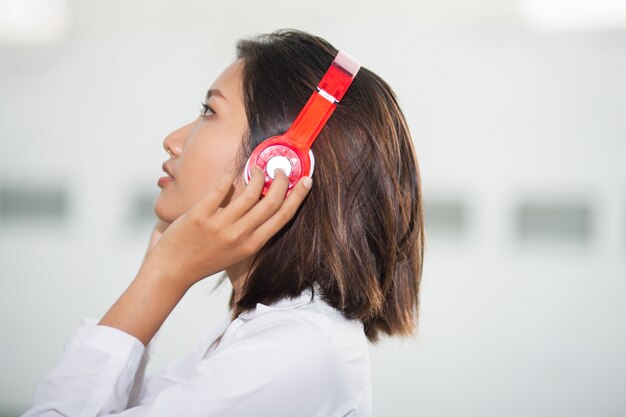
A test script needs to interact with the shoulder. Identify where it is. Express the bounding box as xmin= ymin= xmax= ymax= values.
xmin=197 ymin=309 xmax=369 ymax=415
xmin=212 ymin=309 xmax=359 ymax=383
xmin=222 ymin=309 xmax=337 ymax=360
